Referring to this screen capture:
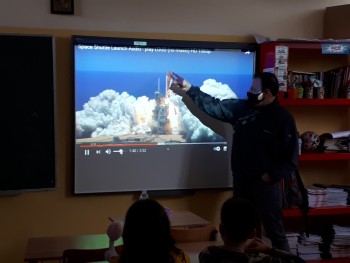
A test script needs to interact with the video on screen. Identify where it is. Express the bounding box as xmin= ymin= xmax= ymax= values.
xmin=74 ymin=38 xmax=255 ymax=147
xmin=72 ymin=36 xmax=256 ymax=194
